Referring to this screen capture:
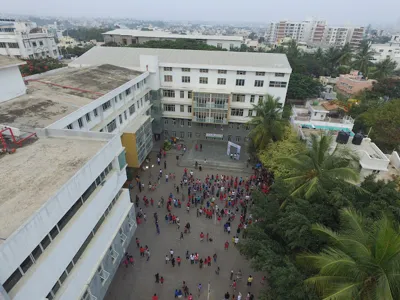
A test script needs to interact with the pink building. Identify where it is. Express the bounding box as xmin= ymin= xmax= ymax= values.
xmin=336 ymin=71 xmax=376 ymax=96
